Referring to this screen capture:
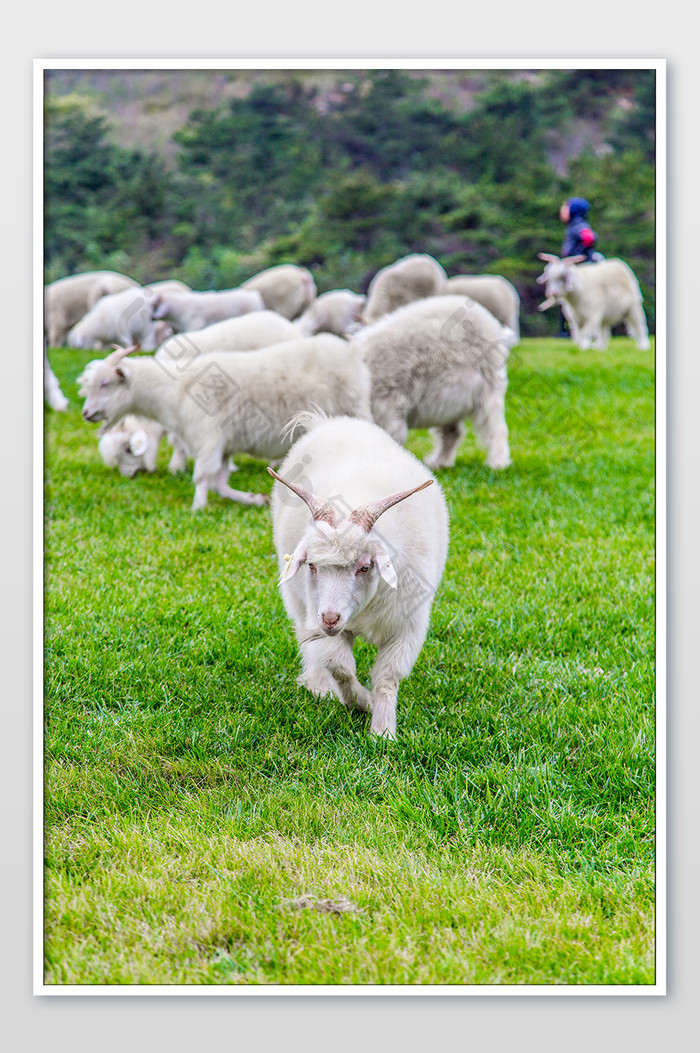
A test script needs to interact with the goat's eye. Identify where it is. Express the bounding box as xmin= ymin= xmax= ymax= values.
xmin=356 ymin=563 xmax=371 ymax=575
xmin=308 ymin=563 xmax=317 ymax=573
